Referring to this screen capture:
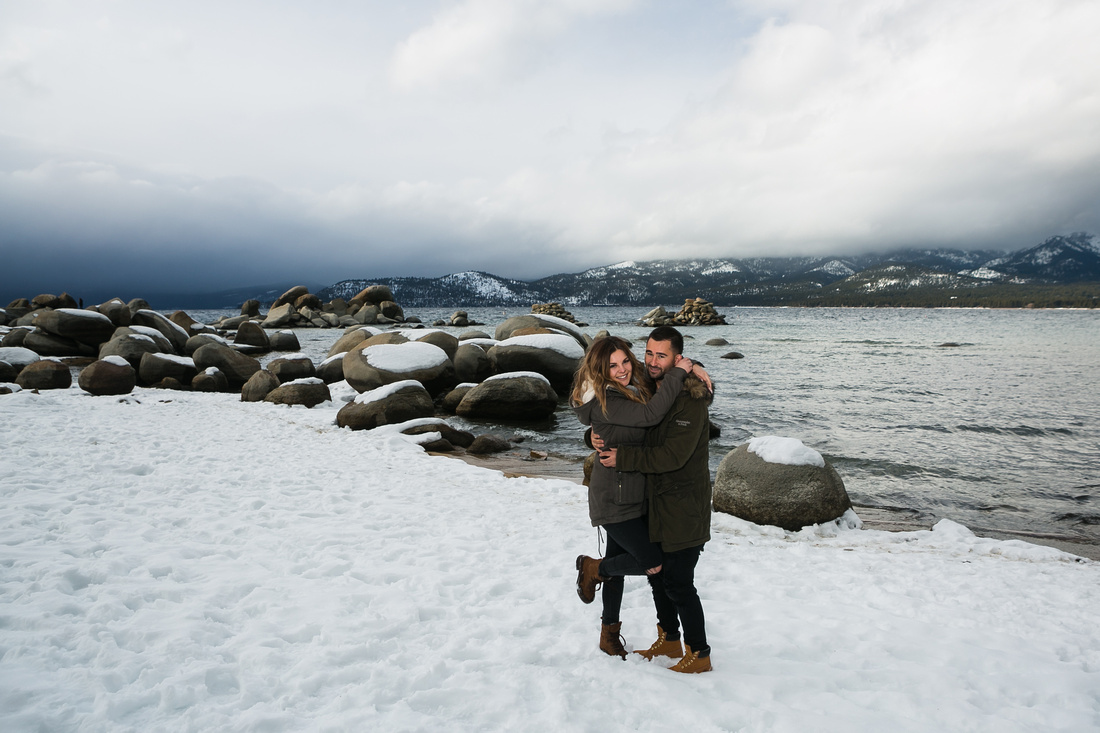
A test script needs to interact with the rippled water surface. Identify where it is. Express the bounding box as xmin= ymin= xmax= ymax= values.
xmin=196 ymin=306 xmax=1100 ymax=543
